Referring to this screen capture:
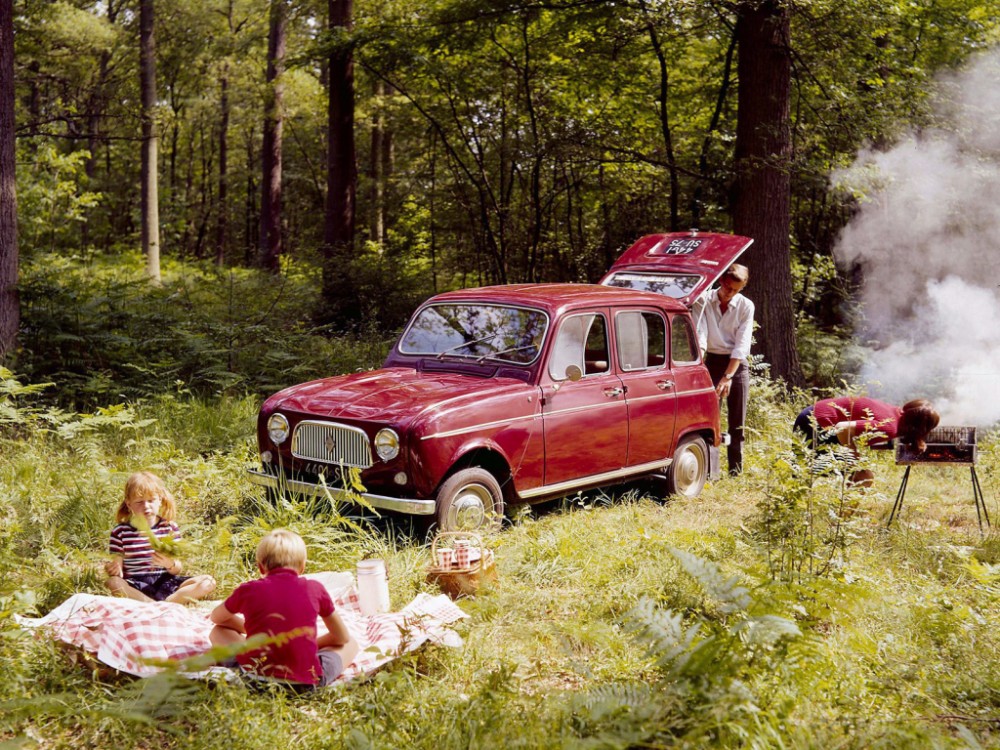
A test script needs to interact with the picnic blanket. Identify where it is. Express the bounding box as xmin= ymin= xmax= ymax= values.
xmin=15 ymin=571 xmax=466 ymax=682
